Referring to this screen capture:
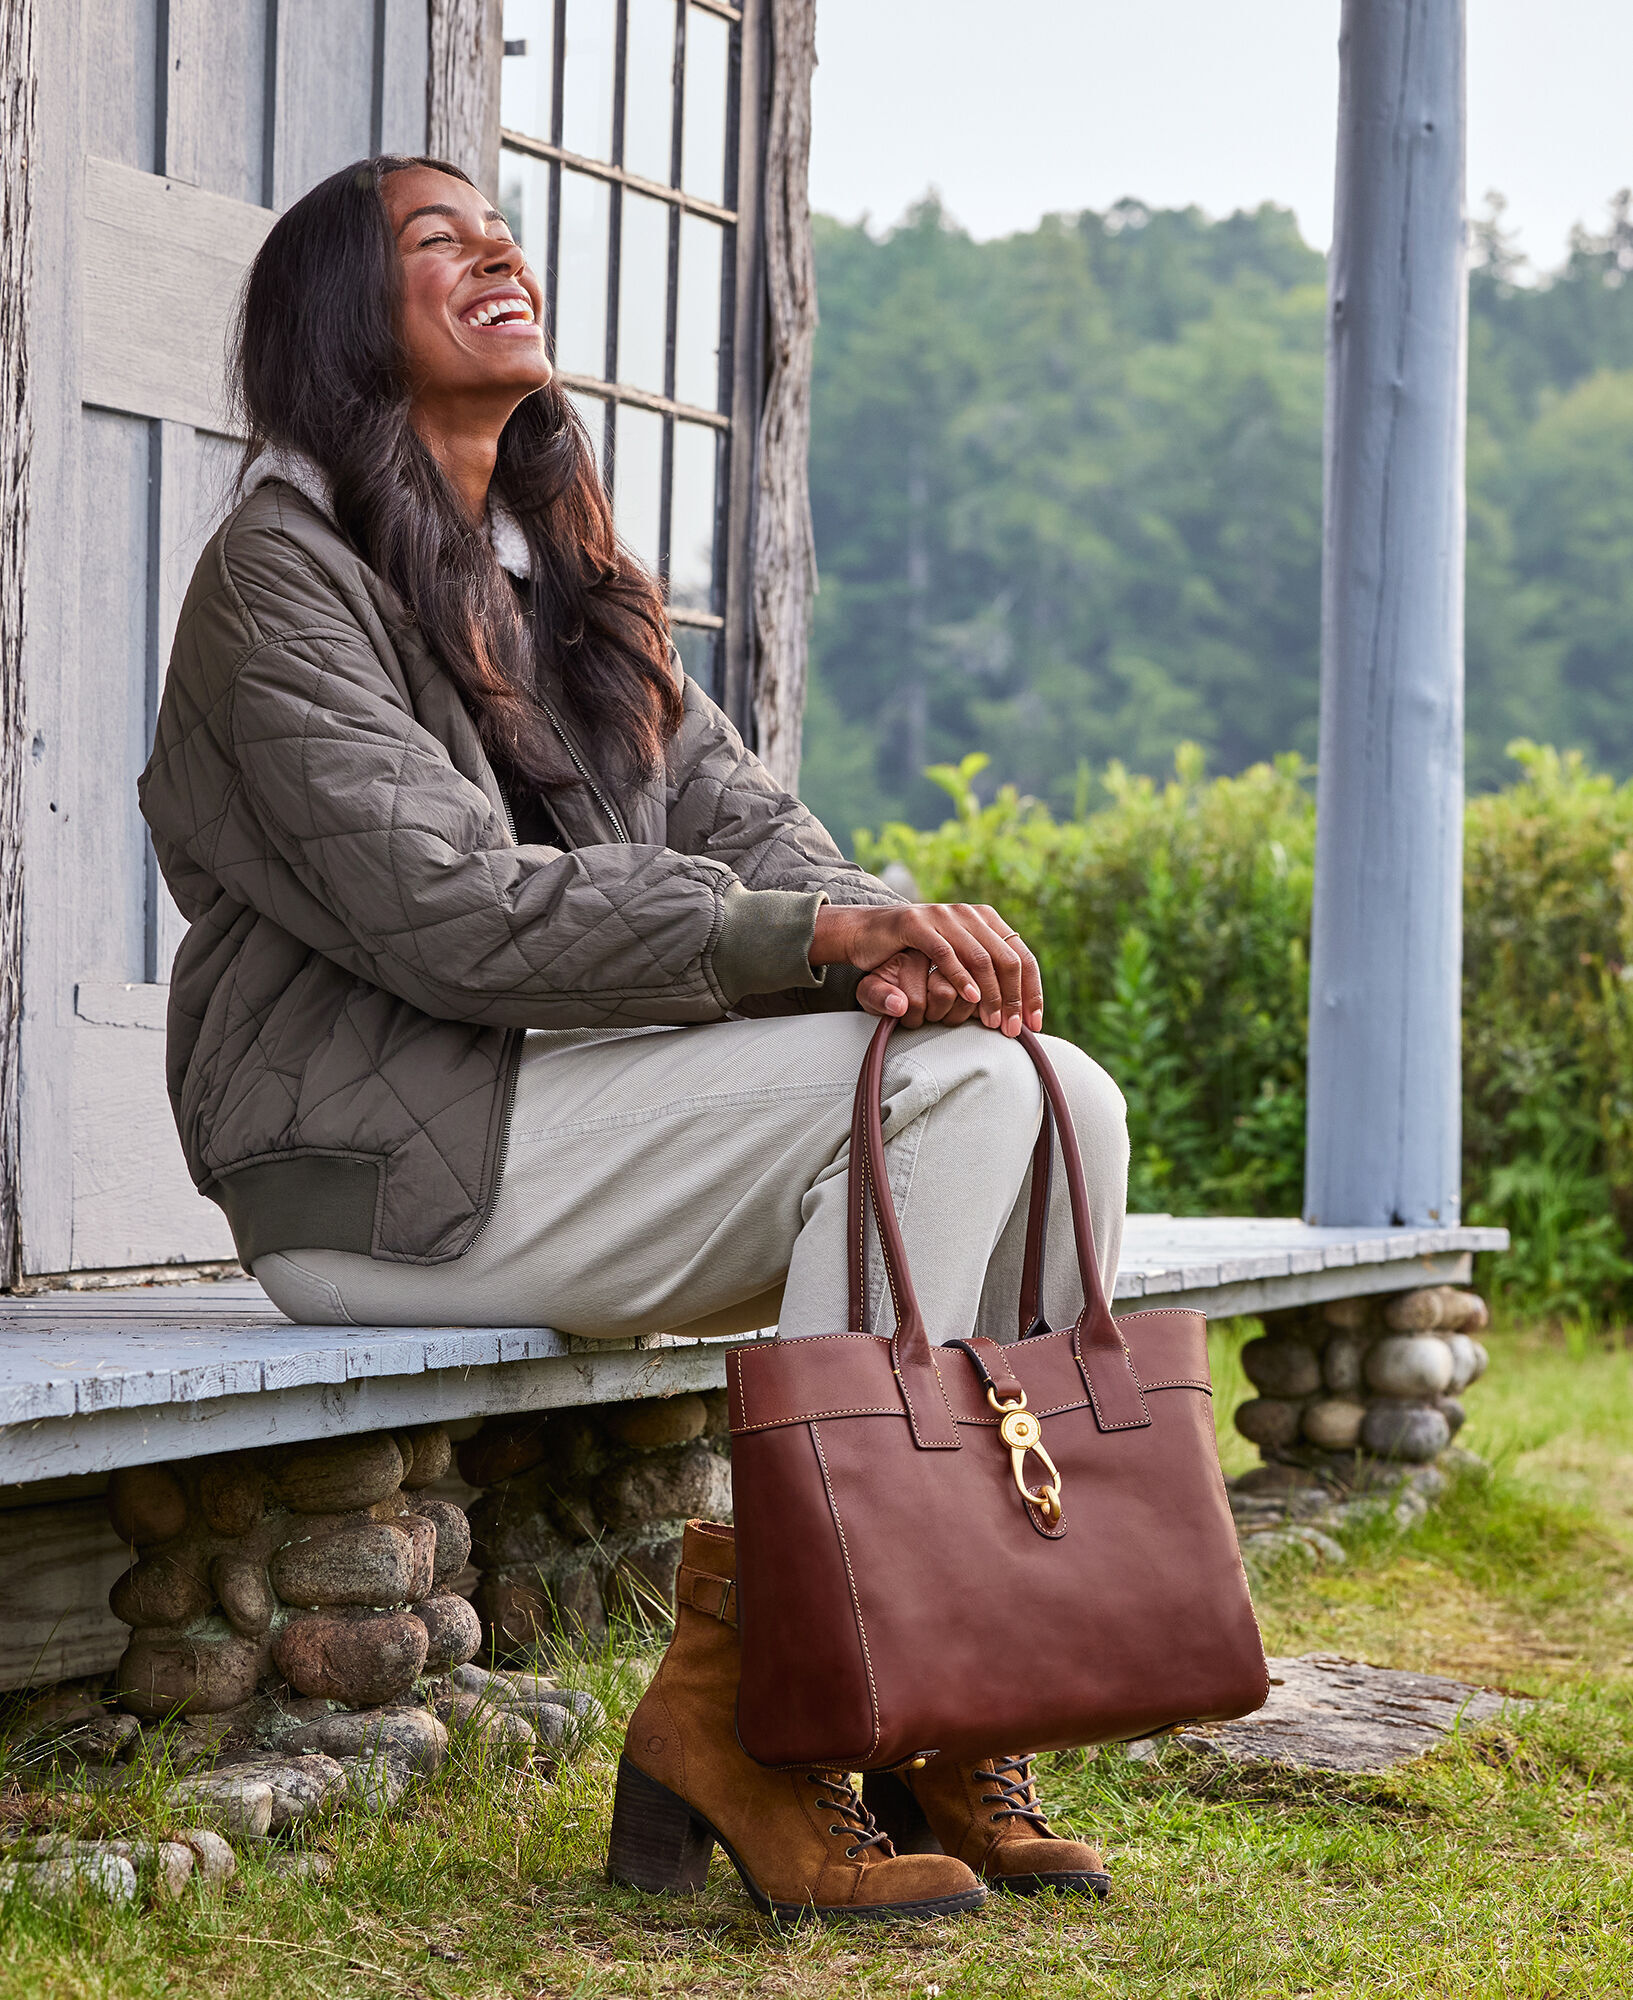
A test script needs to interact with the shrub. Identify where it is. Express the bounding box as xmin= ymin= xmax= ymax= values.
xmin=856 ymin=743 xmax=1633 ymax=1319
